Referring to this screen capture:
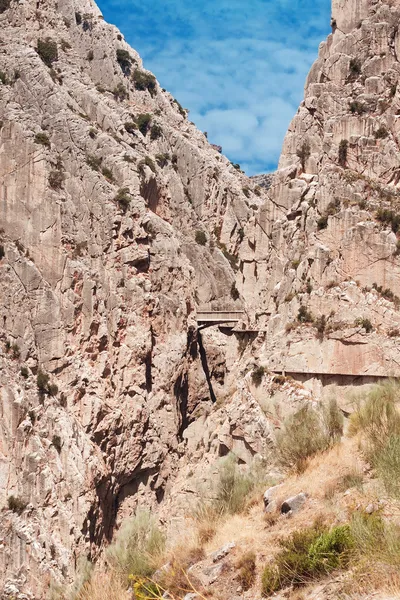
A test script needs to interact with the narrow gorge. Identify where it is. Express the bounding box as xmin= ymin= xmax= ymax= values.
xmin=1 ymin=0 xmax=400 ymax=597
